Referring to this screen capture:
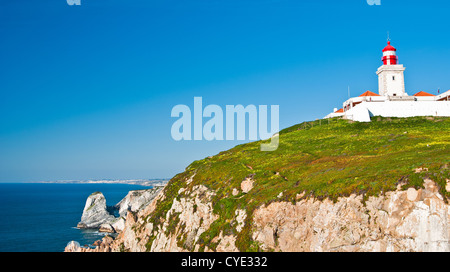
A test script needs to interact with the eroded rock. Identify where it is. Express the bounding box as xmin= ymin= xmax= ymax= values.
xmin=252 ymin=180 xmax=450 ymax=252
xmin=241 ymin=177 xmax=254 ymax=193
xmin=77 ymin=192 xmax=115 ymax=229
